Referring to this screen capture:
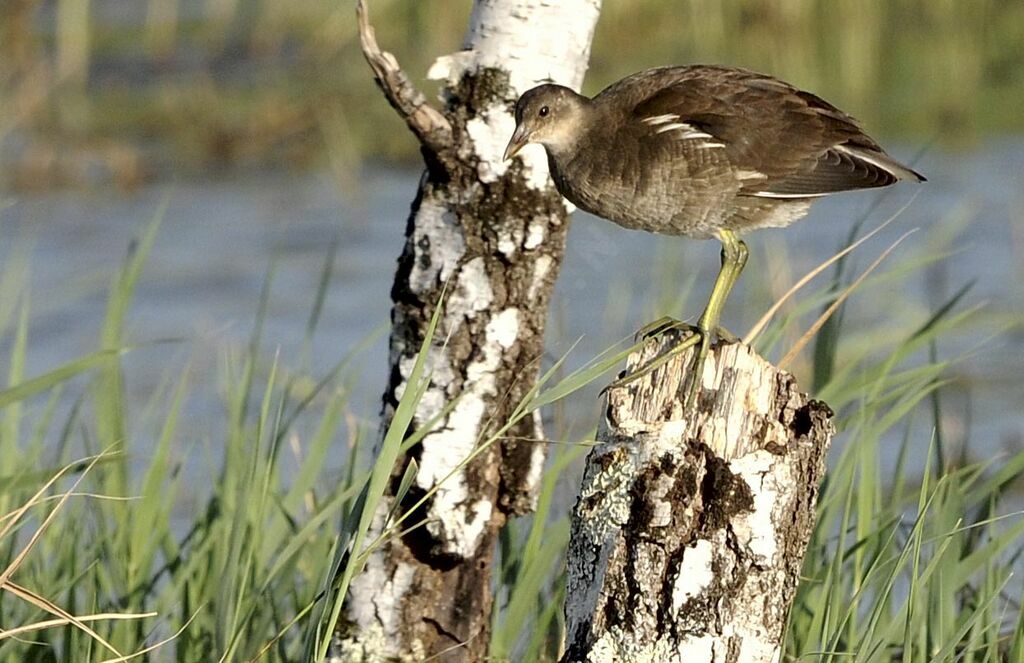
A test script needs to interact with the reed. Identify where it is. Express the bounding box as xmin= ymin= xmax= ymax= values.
xmin=2 ymin=0 xmax=1022 ymax=186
